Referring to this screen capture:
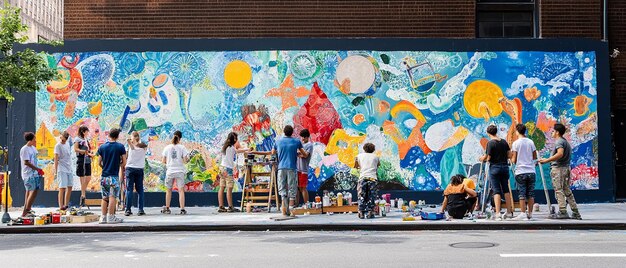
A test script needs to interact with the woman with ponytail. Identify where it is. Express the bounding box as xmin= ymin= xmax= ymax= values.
xmin=161 ymin=131 xmax=189 ymax=214
xmin=218 ymin=132 xmax=249 ymax=213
